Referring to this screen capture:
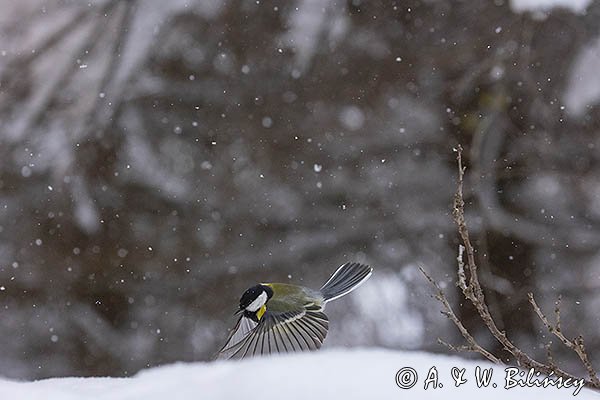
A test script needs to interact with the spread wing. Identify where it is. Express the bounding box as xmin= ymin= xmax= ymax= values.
xmin=217 ymin=304 xmax=329 ymax=360
xmin=215 ymin=315 xmax=258 ymax=359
